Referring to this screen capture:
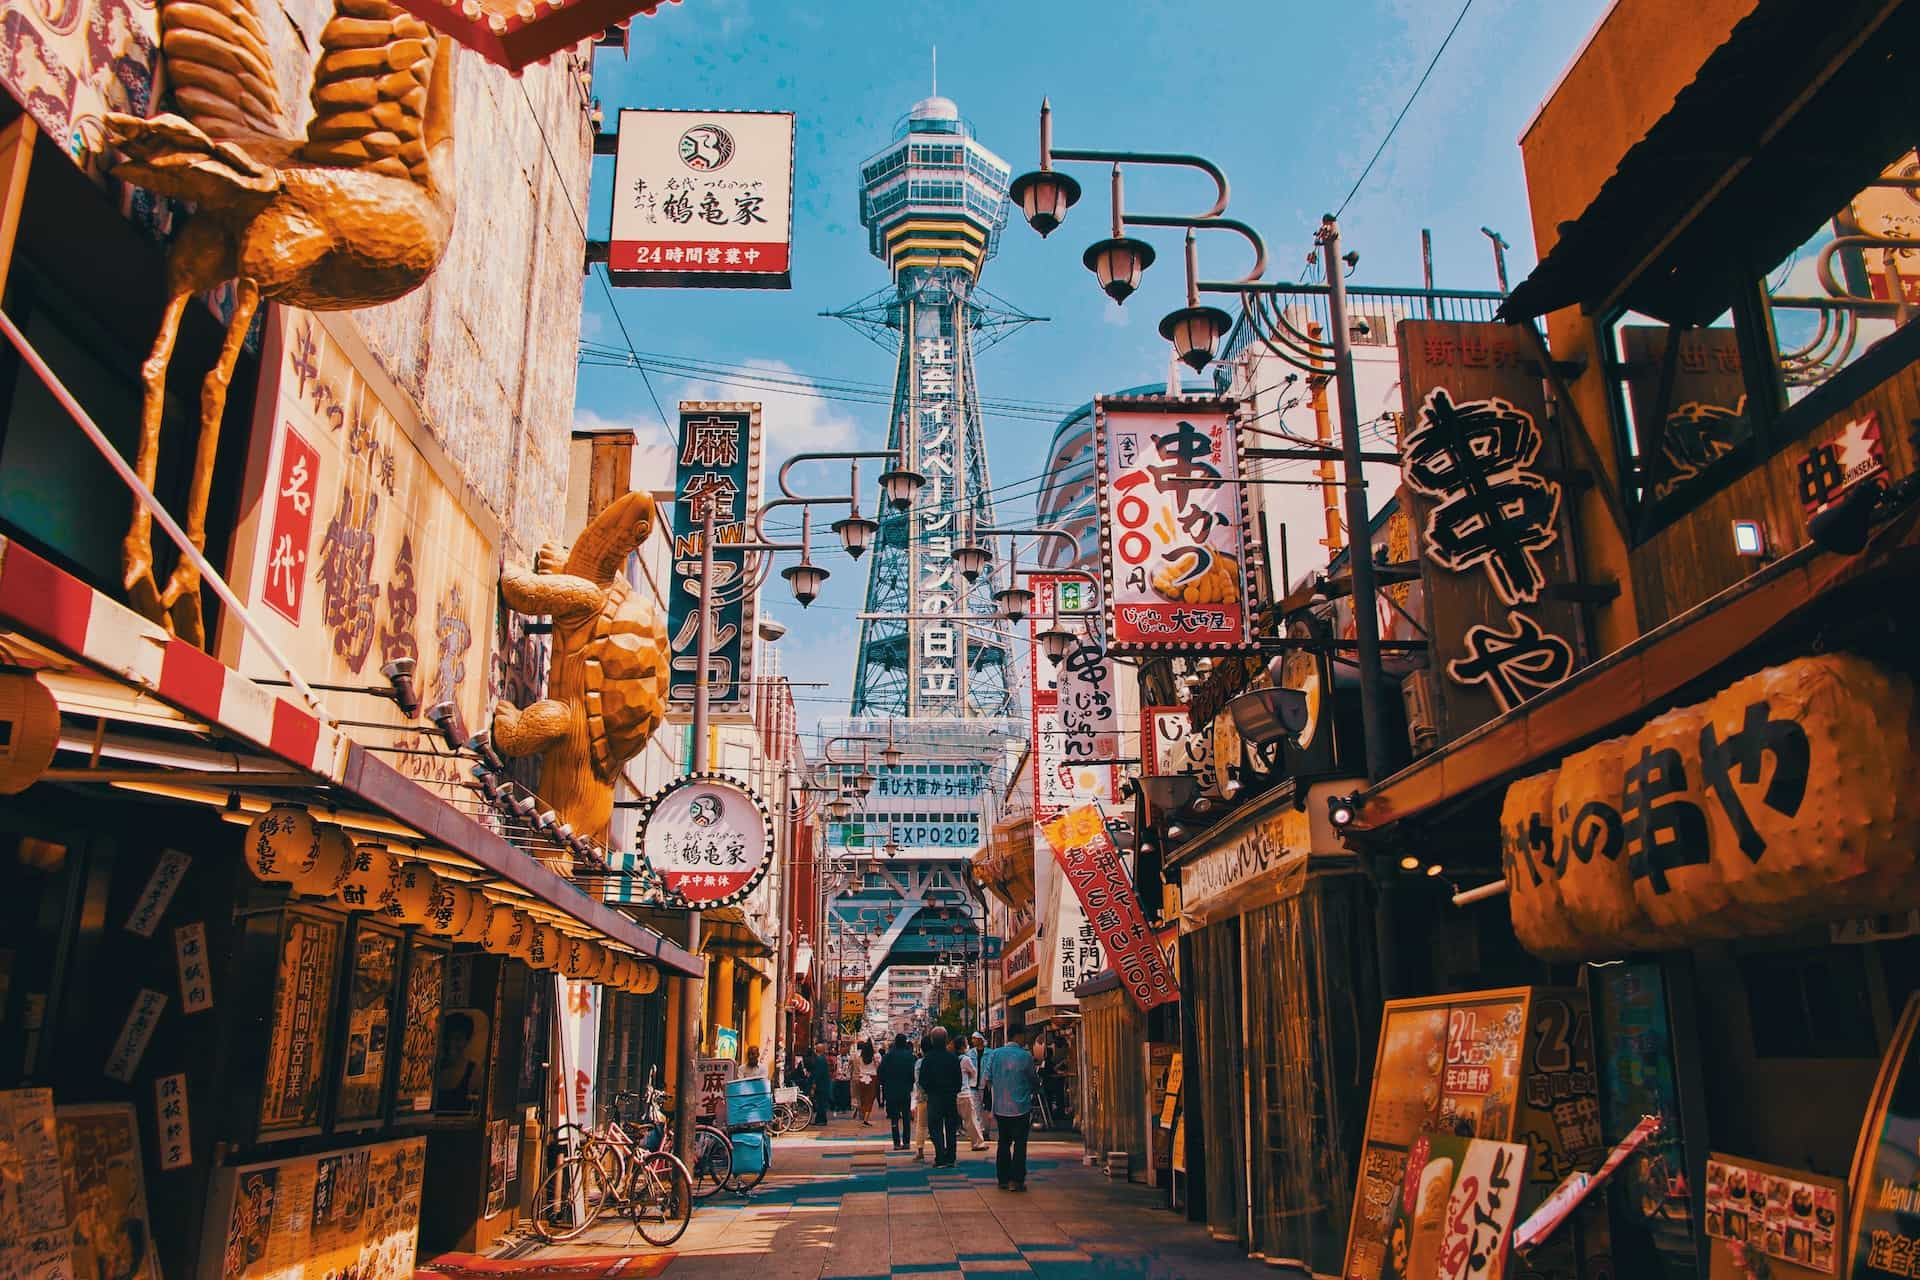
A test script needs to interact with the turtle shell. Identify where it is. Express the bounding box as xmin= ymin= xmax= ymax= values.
xmin=581 ymin=575 xmax=670 ymax=779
